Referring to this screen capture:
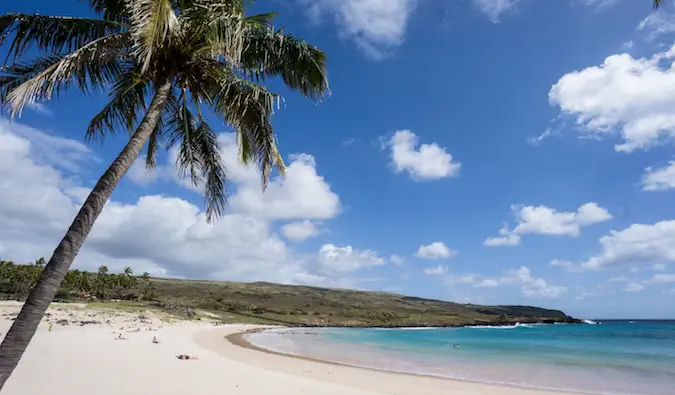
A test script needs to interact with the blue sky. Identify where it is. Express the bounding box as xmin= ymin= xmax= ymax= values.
xmin=2 ymin=0 xmax=675 ymax=319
